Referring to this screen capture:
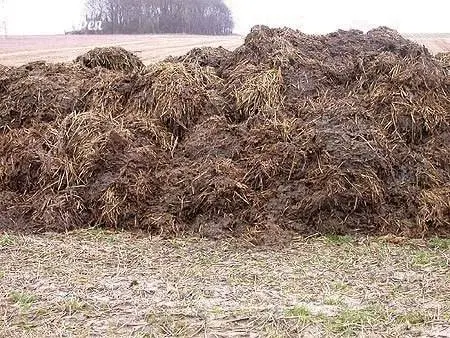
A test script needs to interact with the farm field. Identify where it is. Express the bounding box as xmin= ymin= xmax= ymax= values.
xmin=0 ymin=231 xmax=449 ymax=337
xmin=404 ymin=33 xmax=450 ymax=54
xmin=0 ymin=34 xmax=244 ymax=66
xmin=0 ymin=33 xmax=449 ymax=66
xmin=1 ymin=28 xmax=449 ymax=338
